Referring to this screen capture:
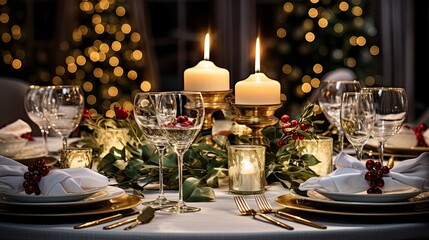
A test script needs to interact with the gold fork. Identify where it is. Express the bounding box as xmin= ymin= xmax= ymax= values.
xmin=254 ymin=195 xmax=327 ymax=229
xmin=233 ymin=196 xmax=293 ymax=230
